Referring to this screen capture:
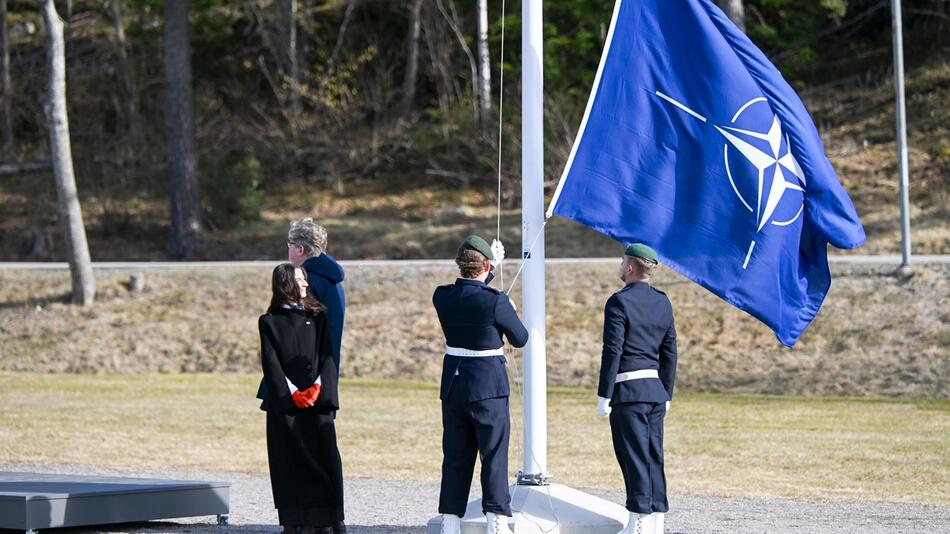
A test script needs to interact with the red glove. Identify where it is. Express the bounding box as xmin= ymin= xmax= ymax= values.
xmin=291 ymin=389 xmax=314 ymax=409
xmin=300 ymin=384 xmax=321 ymax=404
